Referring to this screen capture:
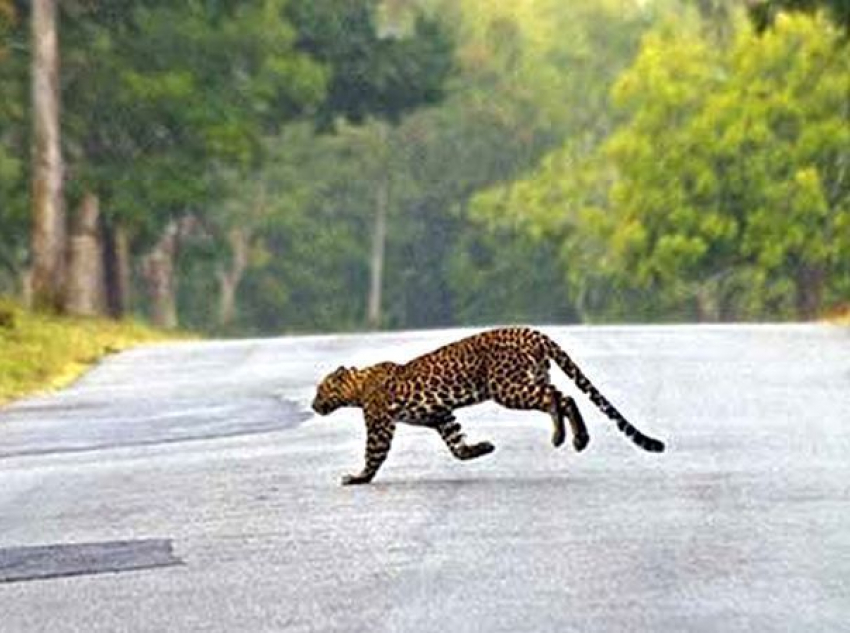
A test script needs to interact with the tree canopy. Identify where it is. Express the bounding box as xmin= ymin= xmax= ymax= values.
xmin=472 ymin=9 xmax=850 ymax=322
xmin=1 ymin=0 xmax=848 ymax=331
